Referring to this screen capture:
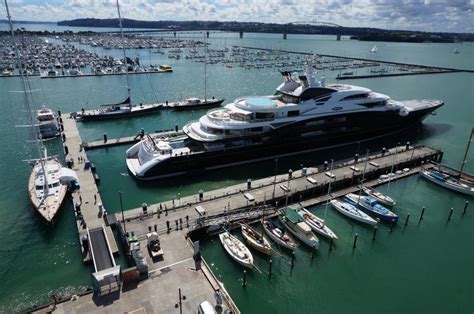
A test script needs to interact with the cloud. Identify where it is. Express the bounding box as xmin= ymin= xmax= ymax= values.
xmin=1 ymin=0 xmax=472 ymax=33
